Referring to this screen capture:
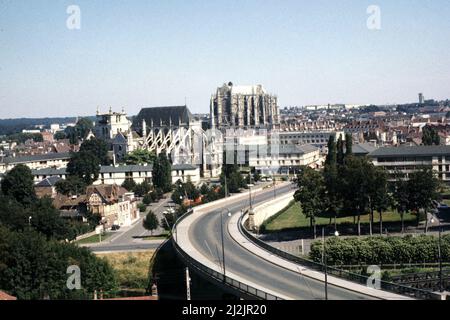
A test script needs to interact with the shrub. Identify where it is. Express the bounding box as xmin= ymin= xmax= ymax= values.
xmin=137 ymin=203 xmax=147 ymax=212
xmin=310 ymin=235 xmax=447 ymax=266
xmin=142 ymin=194 xmax=153 ymax=206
